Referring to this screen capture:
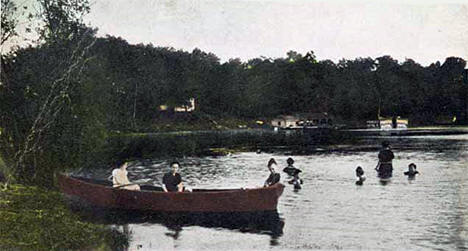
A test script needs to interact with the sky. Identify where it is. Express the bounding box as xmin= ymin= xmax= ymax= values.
xmin=6 ymin=0 xmax=468 ymax=65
